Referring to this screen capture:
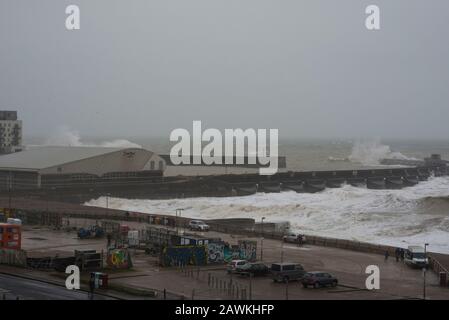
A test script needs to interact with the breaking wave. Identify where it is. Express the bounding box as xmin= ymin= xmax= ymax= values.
xmin=42 ymin=126 xmax=142 ymax=148
xmin=348 ymin=139 xmax=418 ymax=166
xmin=86 ymin=176 xmax=449 ymax=253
